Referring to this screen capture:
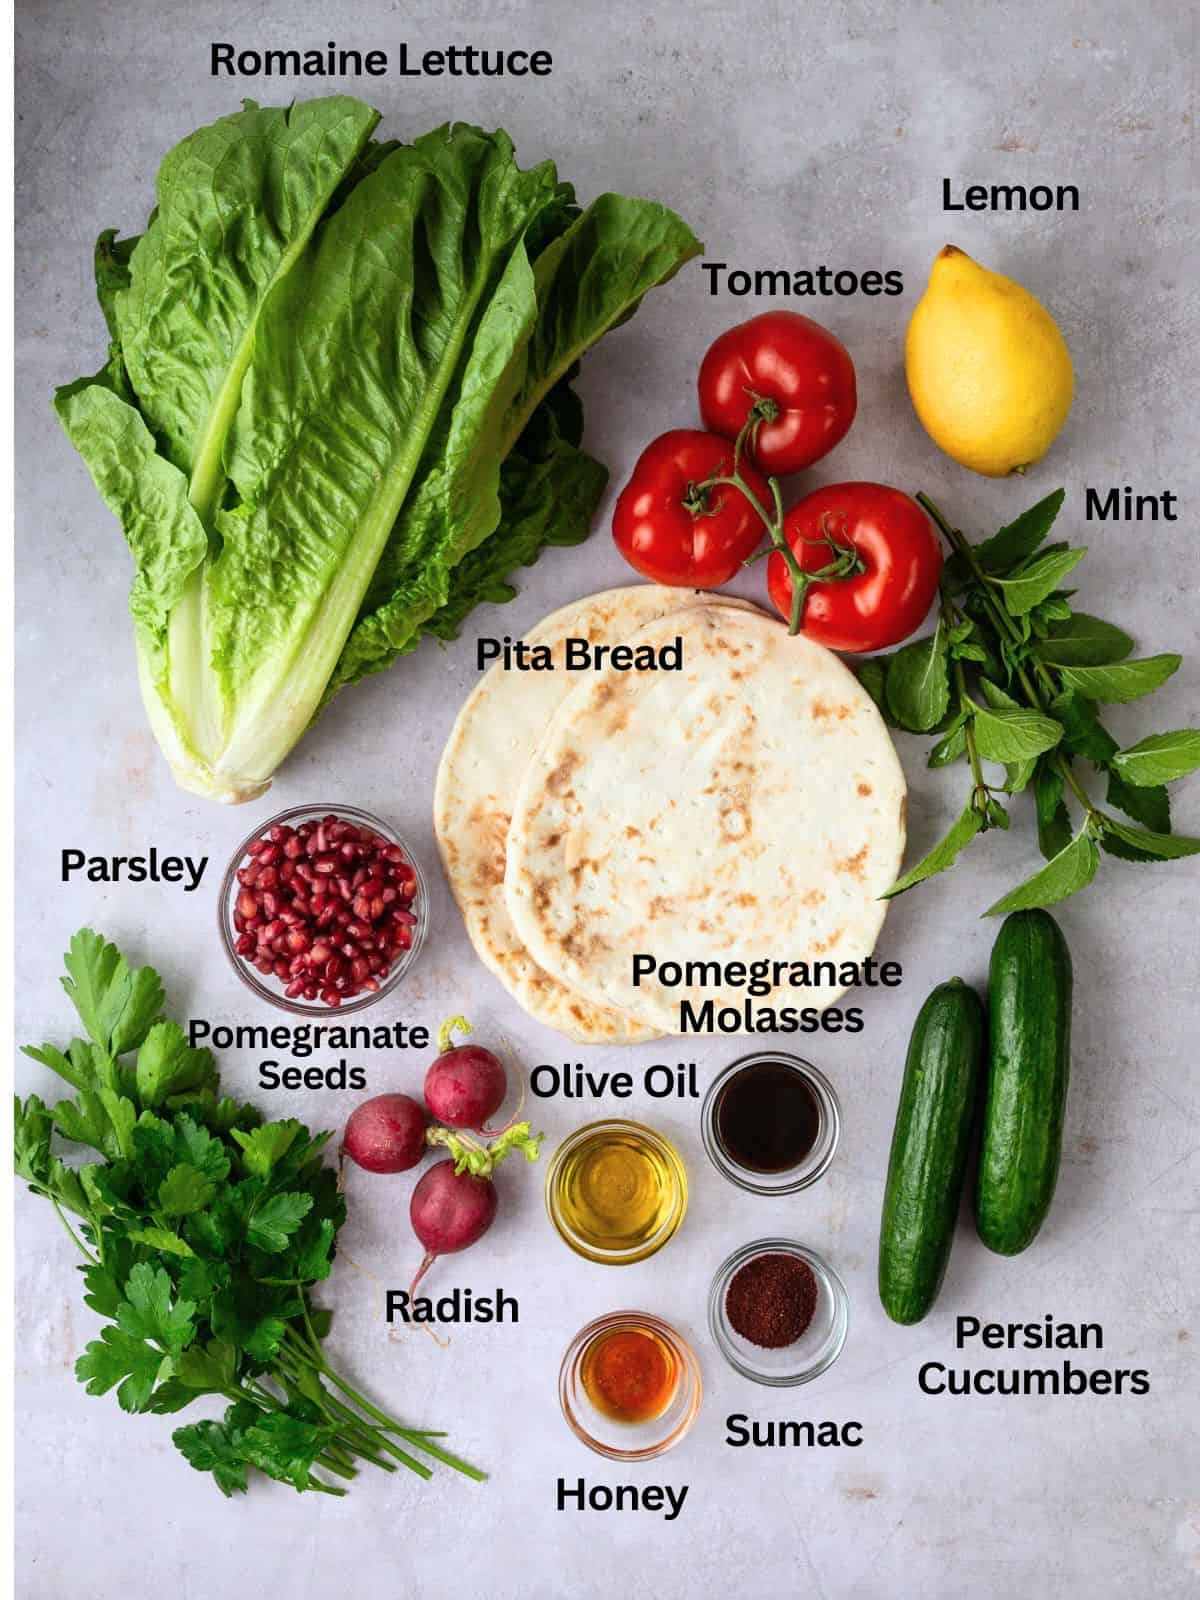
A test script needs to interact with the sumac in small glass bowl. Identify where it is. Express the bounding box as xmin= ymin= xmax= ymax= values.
xmin=219 ymin=805 xmax=427 ymax=1014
